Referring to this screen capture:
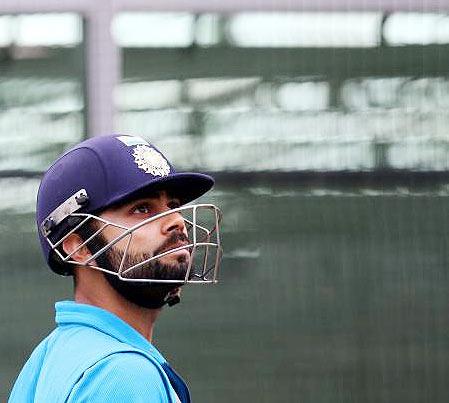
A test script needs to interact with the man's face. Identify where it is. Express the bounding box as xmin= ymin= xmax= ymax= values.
xmin=97 ymin=190 xmax=190 ymax=280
